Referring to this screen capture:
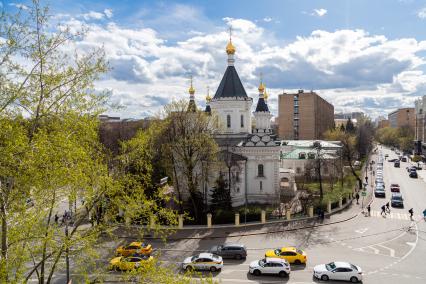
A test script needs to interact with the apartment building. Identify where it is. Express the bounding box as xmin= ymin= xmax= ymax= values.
xmin=278 ymin=90 xmax=334 ymax=140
